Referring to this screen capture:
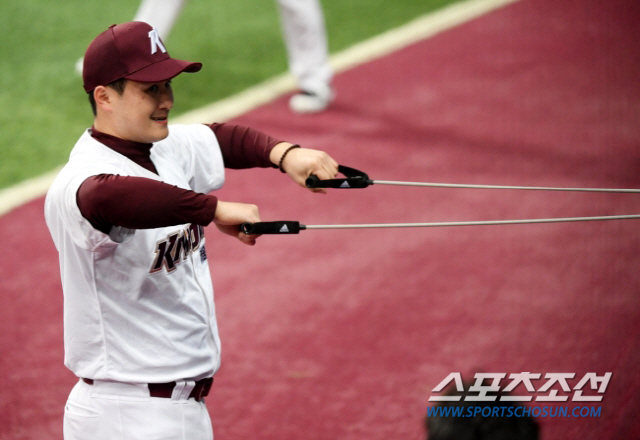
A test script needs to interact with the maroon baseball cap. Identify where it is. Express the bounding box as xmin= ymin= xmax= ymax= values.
xmin=82 ymin=22 xmax=202 ymax=93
